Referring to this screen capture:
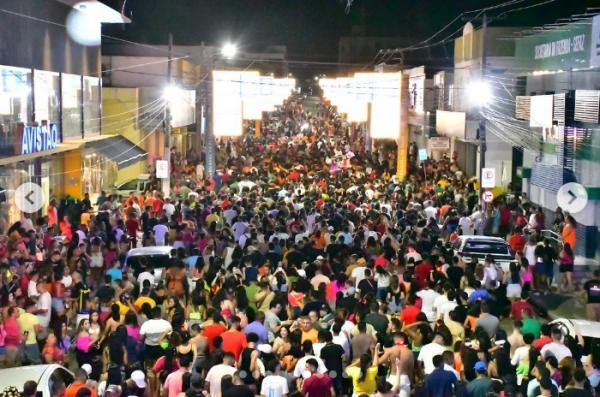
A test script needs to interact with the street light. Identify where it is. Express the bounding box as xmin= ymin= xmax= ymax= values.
xmin=221 ymin=43 xmax=237 ymax=59
xmin=163 ymin=84 xmax=182 ymax=104
xmin=467 ymin=80 xmax=492 ymax=107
